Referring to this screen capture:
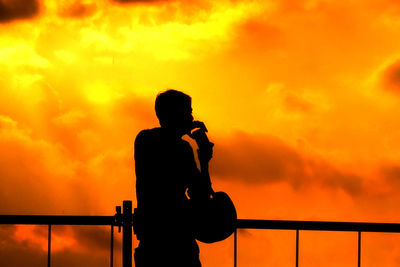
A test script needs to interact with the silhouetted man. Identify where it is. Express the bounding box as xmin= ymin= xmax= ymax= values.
xmin=134 ymin=89 xmax=214 ymax=267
